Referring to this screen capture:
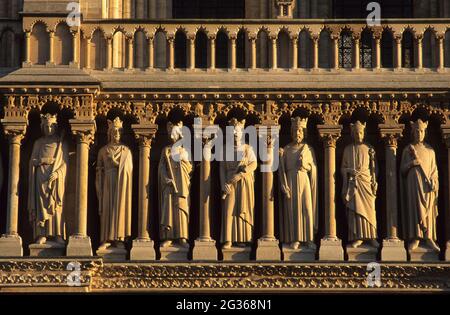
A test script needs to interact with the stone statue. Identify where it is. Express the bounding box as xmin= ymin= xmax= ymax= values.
xmin=95 ymin=117 xmax=133 ymax=251
xmin=220 ymin=118 xmax=257 ymax=249
xmin=158 ymin=121 xmax=192 ymax=248
xmin=400 ymin=119 xmax=440 ymax=252
xmin=279 ymin=117 xmax=318 ymax=250
xmin=28 ymin=114 xmax=68 ymax=245
xmin=341 ymin=121 xmax=378 ymax=248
